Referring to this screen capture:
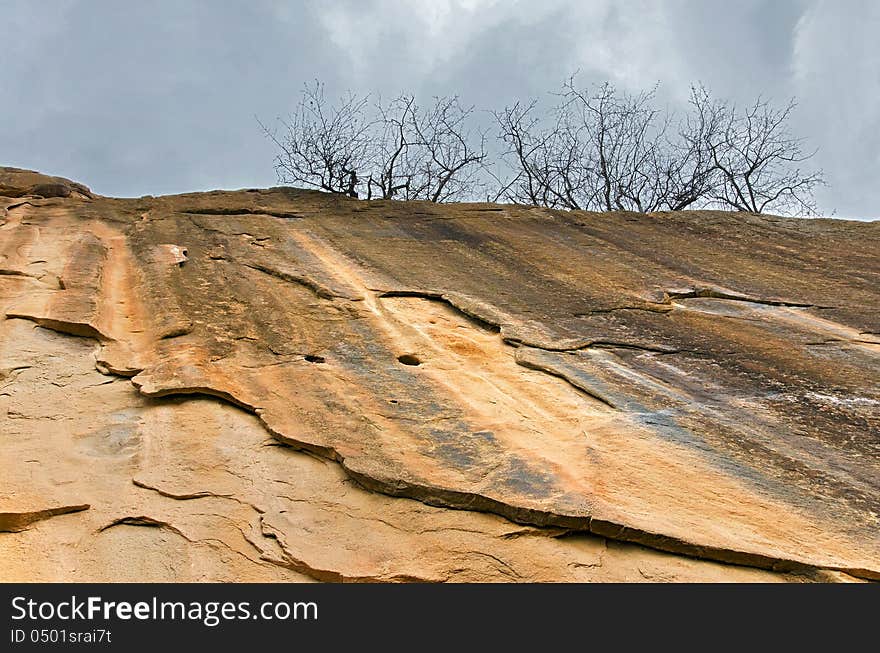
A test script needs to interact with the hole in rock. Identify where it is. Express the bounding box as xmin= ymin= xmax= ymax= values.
xmin=304 ymin=355 xmax=326 ymax=363
xmin=397 ymin=354 xmax=422 ymax=366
